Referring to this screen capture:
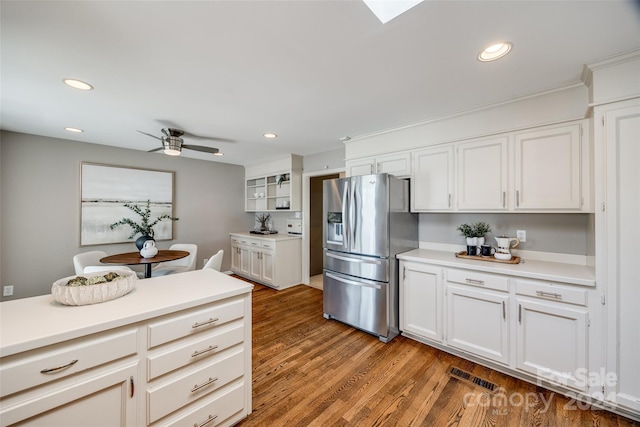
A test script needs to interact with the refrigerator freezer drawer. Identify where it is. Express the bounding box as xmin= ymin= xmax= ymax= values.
xmin=323 ymin=250 xmax=389 ymax=282
xmin=323 ymin=270 xmax=388 ymax=338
